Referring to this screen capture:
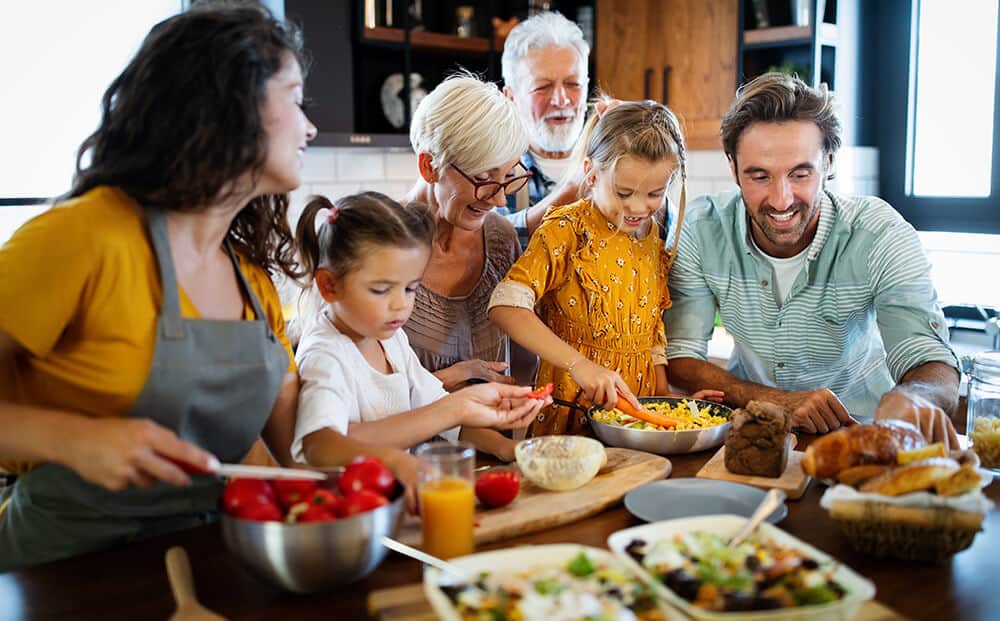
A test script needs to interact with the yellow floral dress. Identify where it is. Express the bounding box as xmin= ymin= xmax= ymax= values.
xmin=490 ymin=199 xmax=672 ymax=436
